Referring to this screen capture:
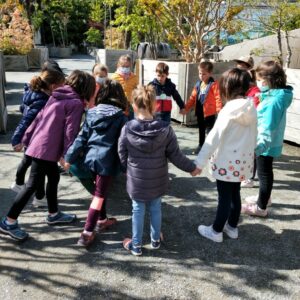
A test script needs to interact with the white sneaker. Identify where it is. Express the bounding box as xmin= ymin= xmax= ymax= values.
xmin=32 ymin=196 xmax=48 ymax=207
xmin=10 ymin=182 xmax=24 ymax=193
xmin=245 ymin=195 xmax=272 ymax=207
xmin=198 ymin=225 xmax=223 ymax=243
xmin=241 ymin=179 xmax=254 ymax=188
xmin=223 ymin=223 xmax=238 ymax=239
